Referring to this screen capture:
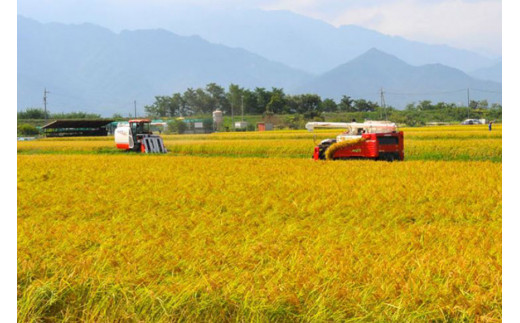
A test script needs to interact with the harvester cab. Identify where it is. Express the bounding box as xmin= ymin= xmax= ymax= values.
xmin=115 ymin=119 xmax=168 ymax=153
xmin=306 ymin=121 xmax=404 ymax=161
